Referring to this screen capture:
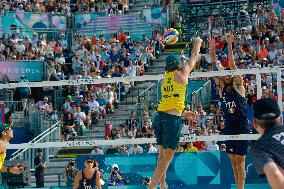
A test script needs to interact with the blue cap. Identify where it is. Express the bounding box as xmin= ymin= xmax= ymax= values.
xmin=166 ymin=55 xmax=180 ymax=71
xmin=0 ymin=122 xmax=14 ymax=133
